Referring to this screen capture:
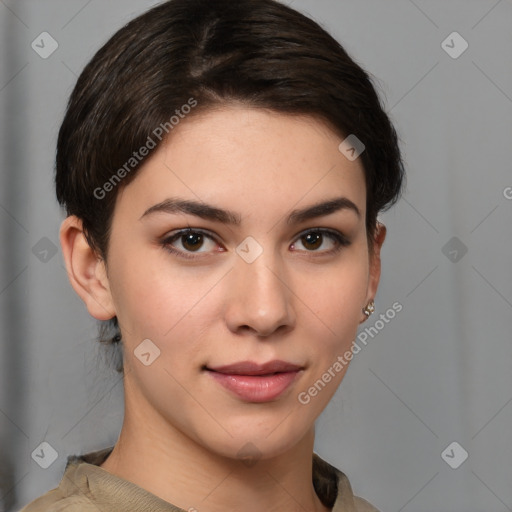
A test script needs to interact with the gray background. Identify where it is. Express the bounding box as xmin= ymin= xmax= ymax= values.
xmin=1 ymin=1 xmax=511 ymax=511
